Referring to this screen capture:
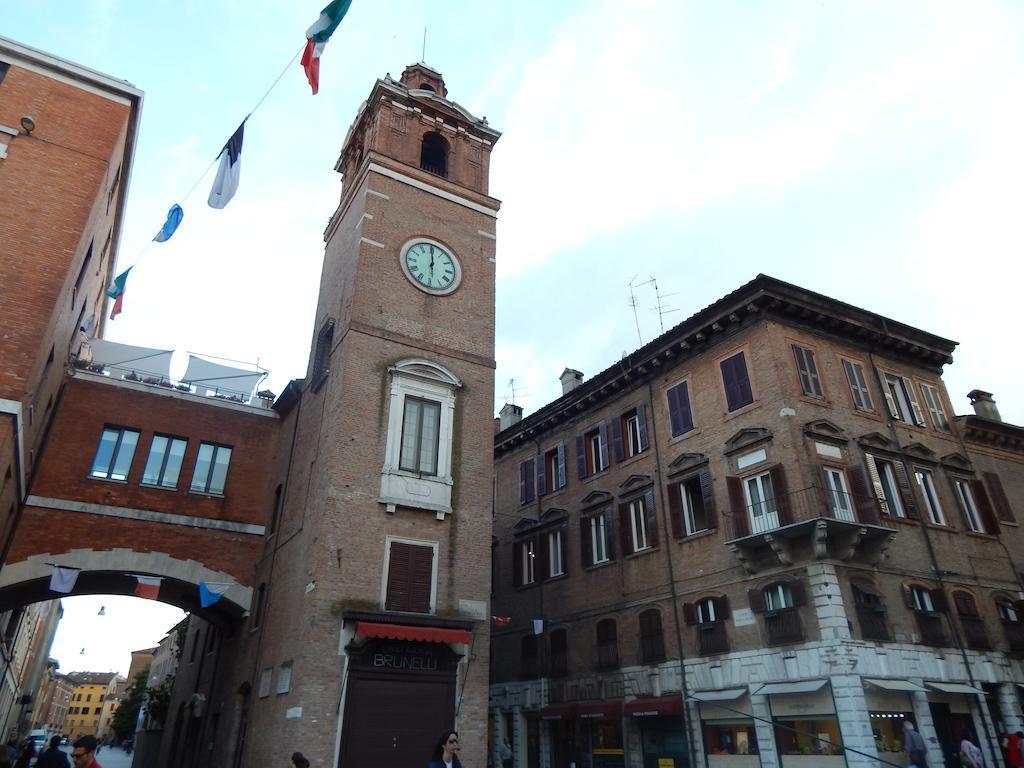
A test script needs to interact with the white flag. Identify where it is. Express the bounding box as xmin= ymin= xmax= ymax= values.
xmin=532 ymin=619 xmax=544 ymax=635
xmin=208 ymin=121 xmax=245 ymax=209
xmin=49 ymin=566 xmax=80 ymax=594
